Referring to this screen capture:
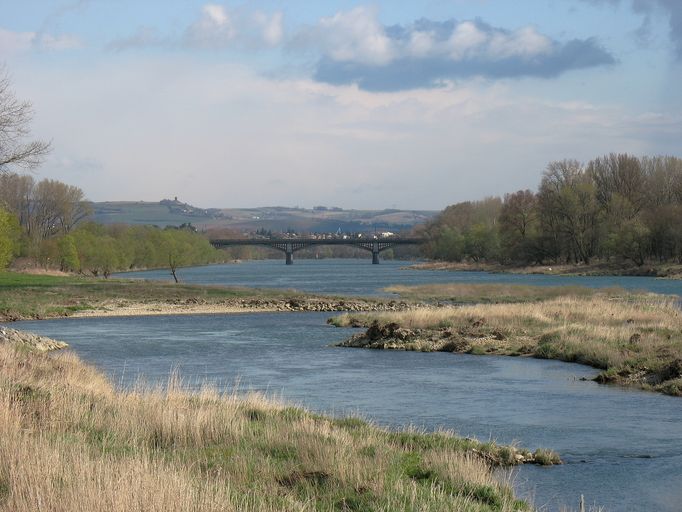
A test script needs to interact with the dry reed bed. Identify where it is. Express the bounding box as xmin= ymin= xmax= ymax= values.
xmin=331 ymin=295 xmax=682 ymax=395
xmin=384 ymin=283 xmax=603 ymax=303
xmin=0 ymin=342 xmax=547 ymax=512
